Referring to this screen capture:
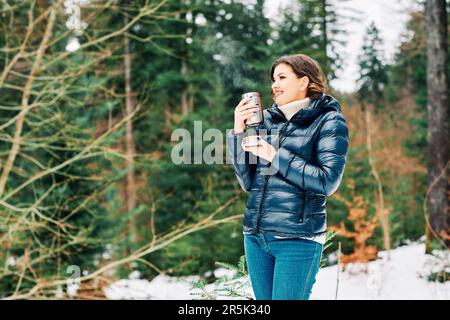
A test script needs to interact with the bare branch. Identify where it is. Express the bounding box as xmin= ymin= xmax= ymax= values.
xmin=0 ymin=4 xmax=59 ymax=197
